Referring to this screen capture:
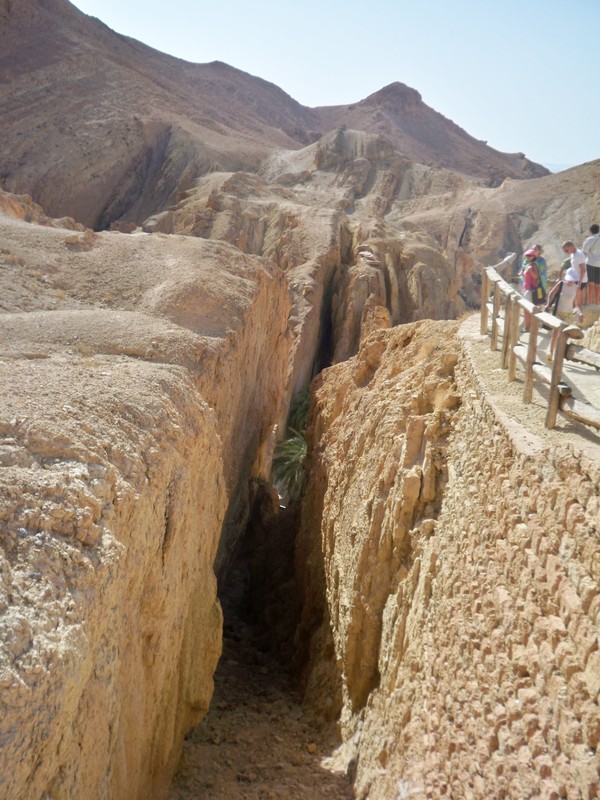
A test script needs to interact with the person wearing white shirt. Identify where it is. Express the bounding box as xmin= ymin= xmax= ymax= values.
xmin=545 ymin=263 xmax=579 ymax=360
xmin=582 ymin=223 xmax=600 ymax=305
xmin=562 ymin=240 xmax=587 ymax=320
